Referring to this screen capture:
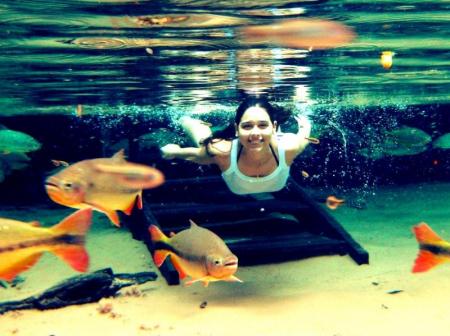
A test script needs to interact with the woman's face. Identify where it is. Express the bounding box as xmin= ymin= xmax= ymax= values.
xmin=236 ymin=106 xmax=276 ymax=152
